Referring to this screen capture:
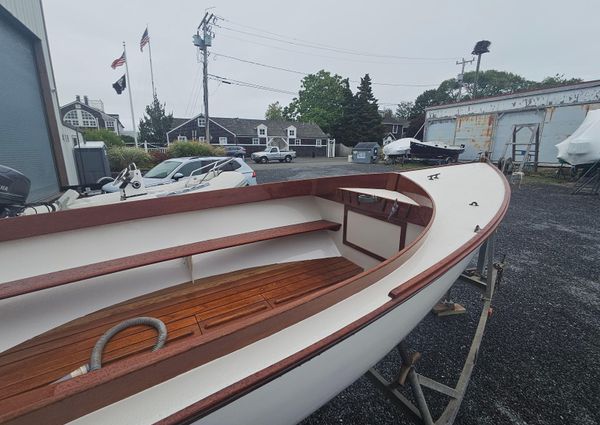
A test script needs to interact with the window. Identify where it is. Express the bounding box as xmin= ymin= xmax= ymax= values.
xmin=145 ymin=160 xmax=183 ymax=179
xmin=295 ymin=139 xmax=301 ymax=145
xmin=316 ymin=139 xmax=322 ymax=146
xmin=63 ymin=110 xmax=79 ymax=126
xmin=177 ymin=135 xmax=187 ymax=141
xmin=81 ymin=111 xmax=97 ymax=127
xmin=177 ymin=161 xmax=203 ymax=177
xmin=392 ymin=125 xmax=398 ymax=134
xmin=219 ymin=137 xmax=228 ymax=145
xmin=105 ymin=120 xmax=115 ymax=130
xmin=259 ymin=128 xmax=266 ymax=136
xmin=197 ymin=117 xmax=206 ymax=127
xmin=219 ymin=160 xmax=242 ymax=171
xmin=252 ymin=137 xmax=259 ymax=145
xmin=288 ymin=128 xmax=296 ymax=137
